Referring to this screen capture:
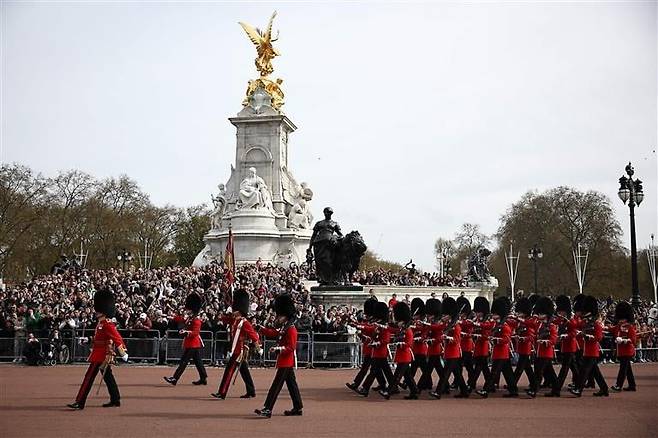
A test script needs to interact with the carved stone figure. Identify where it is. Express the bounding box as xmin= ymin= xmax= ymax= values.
xmin=468 ymin=246 xmax=492 ymax=282
xmin=288 ymin=199 xmax=310 ymax=230
xmin=237 ymin=167 xmax=274 ymax=213
xmin=211 ymin=184 xmax=227 ymax=229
